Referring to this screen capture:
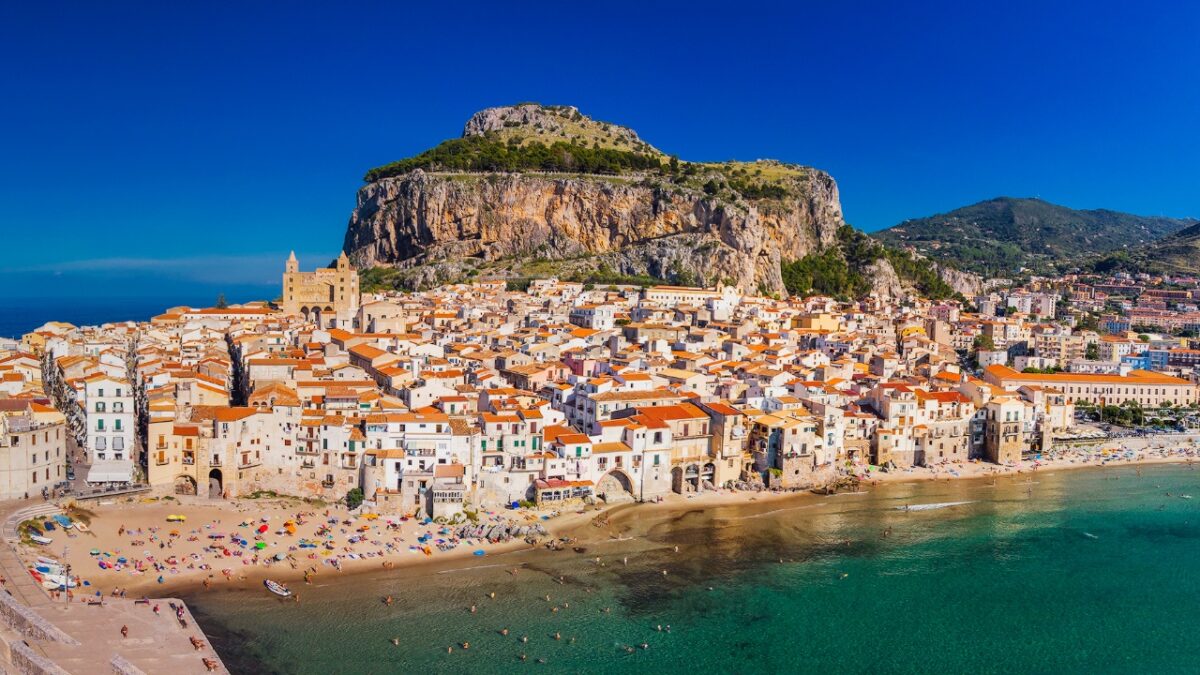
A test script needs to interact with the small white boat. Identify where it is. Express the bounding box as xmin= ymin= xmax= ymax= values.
xmin=264 ymin=579 xmax=292 ymax=597
xmin=73 ymin=522 xmax=90 ymax=533
xmin=30 ymin=534 xmax=52 ymax=546
xmin=40 ymin=574 xmax=77 ymax=590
